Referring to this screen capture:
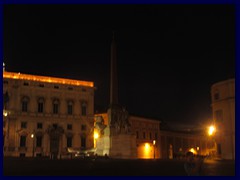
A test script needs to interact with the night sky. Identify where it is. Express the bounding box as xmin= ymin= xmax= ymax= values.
xmin=3 ymin=4 xmax=235 ymax=128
